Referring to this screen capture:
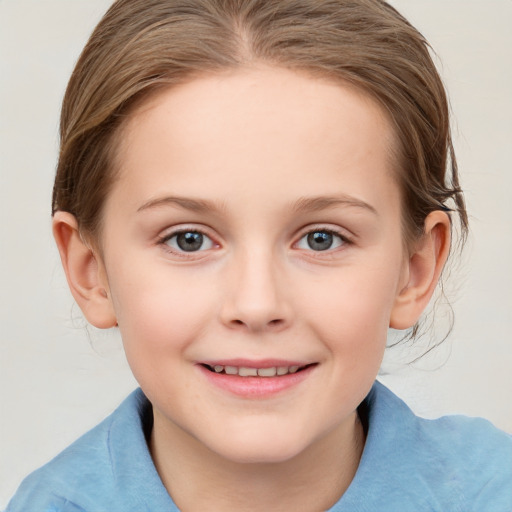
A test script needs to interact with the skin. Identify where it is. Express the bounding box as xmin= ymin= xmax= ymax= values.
xmin=53 ymin=65 xmax=450 ymax=511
